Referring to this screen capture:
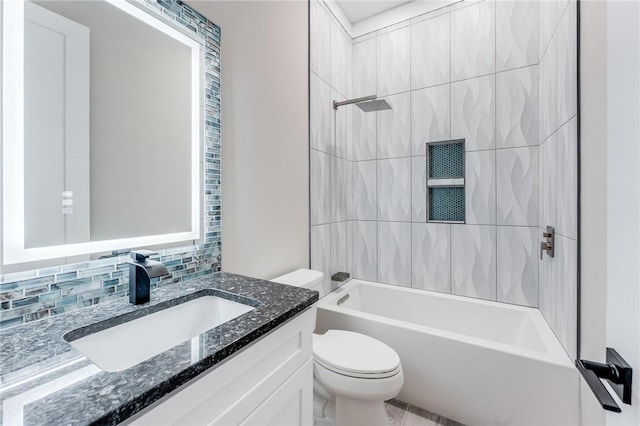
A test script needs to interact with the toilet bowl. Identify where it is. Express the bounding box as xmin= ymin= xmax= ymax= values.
xmin=271 ymin=269 xmax=404 ymax=426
